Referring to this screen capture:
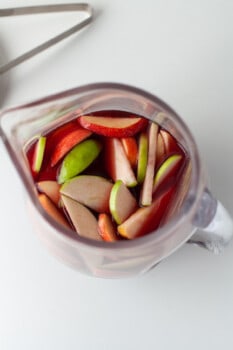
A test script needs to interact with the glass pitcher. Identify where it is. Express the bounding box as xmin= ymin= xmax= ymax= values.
xmin=0 ymin=82 xmax=232 ymax=278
